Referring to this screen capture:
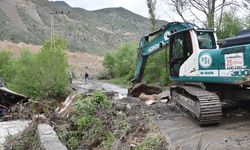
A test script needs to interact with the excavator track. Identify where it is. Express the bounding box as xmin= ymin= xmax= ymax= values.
xmin=170 ymin=85 xmax=222 ymax=126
